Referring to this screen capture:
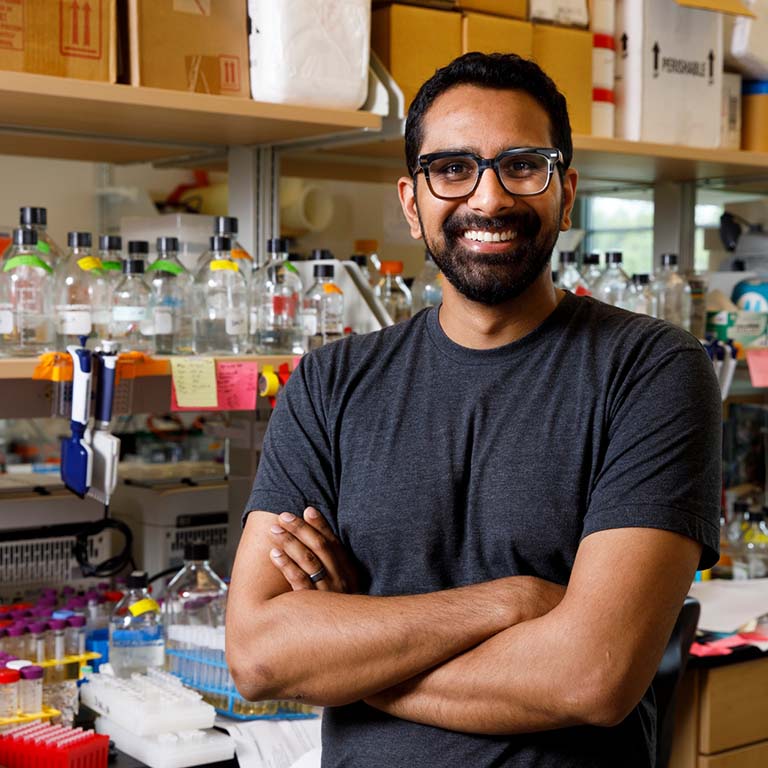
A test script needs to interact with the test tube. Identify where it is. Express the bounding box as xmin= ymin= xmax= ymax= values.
xmin=0 ymin=667 xmax=20 ymax=717
xmin=28 ymin=621 xmax=48 ymax=663
xmin=5 ymin=625 xmax=27 ymax=659
xmin=19 ymin=665 xmax=44 ymax=715
xmin=65 ymin=615 xmax=86 ymax=656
